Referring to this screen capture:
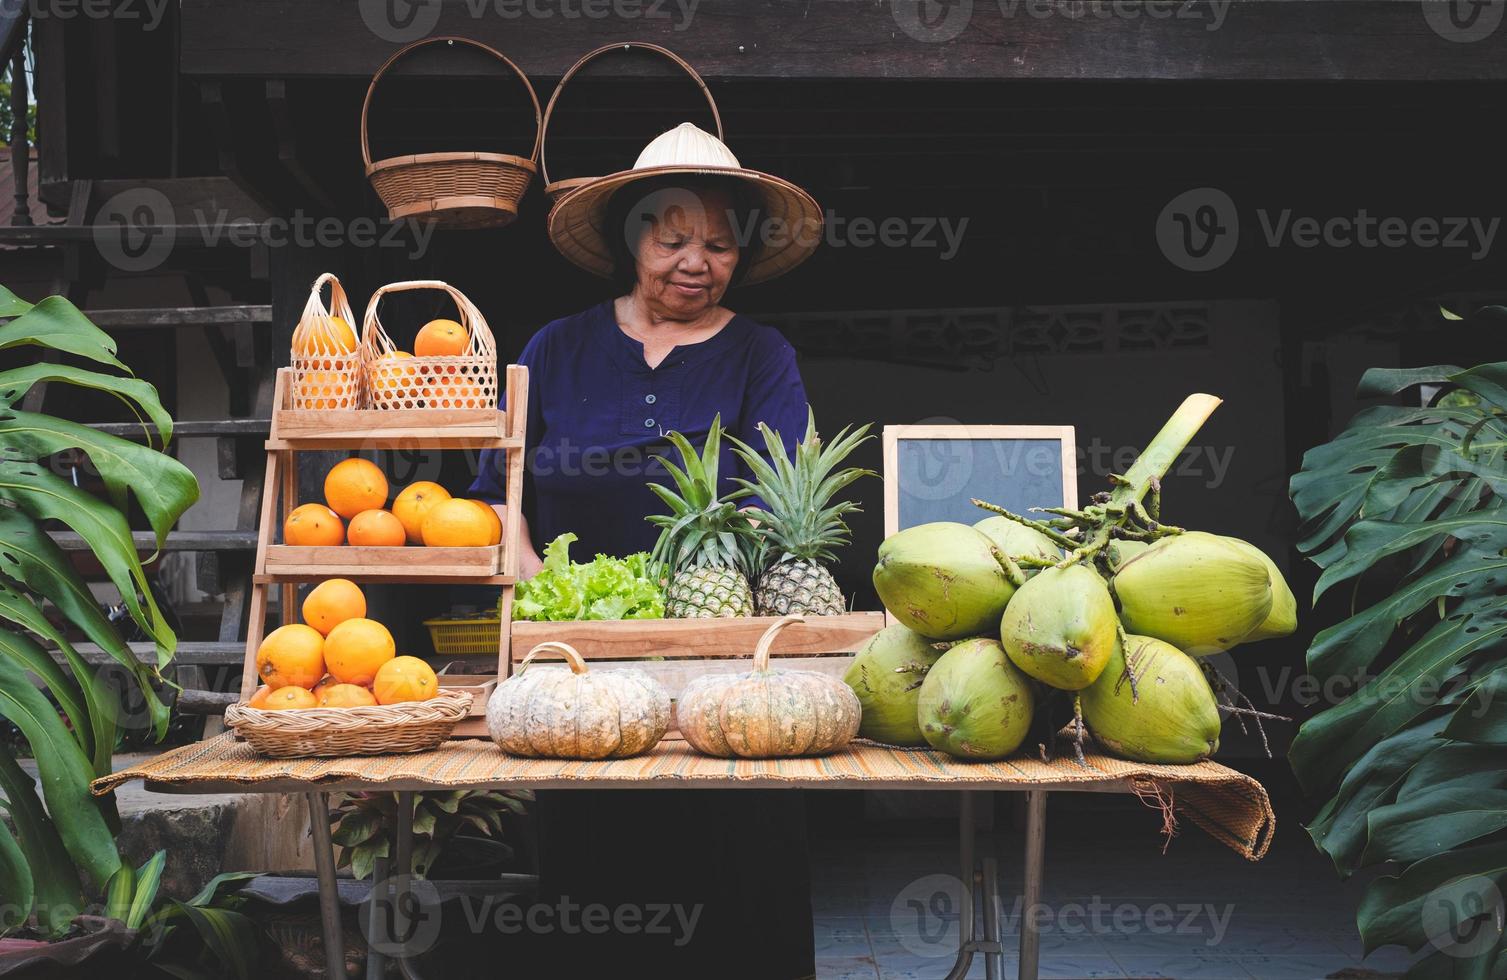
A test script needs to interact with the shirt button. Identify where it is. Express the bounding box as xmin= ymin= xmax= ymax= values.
xmin=644 ymin=418 xmax=655 ymax=428
xmin=645 ymin=394 xmax=657 ymax=405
